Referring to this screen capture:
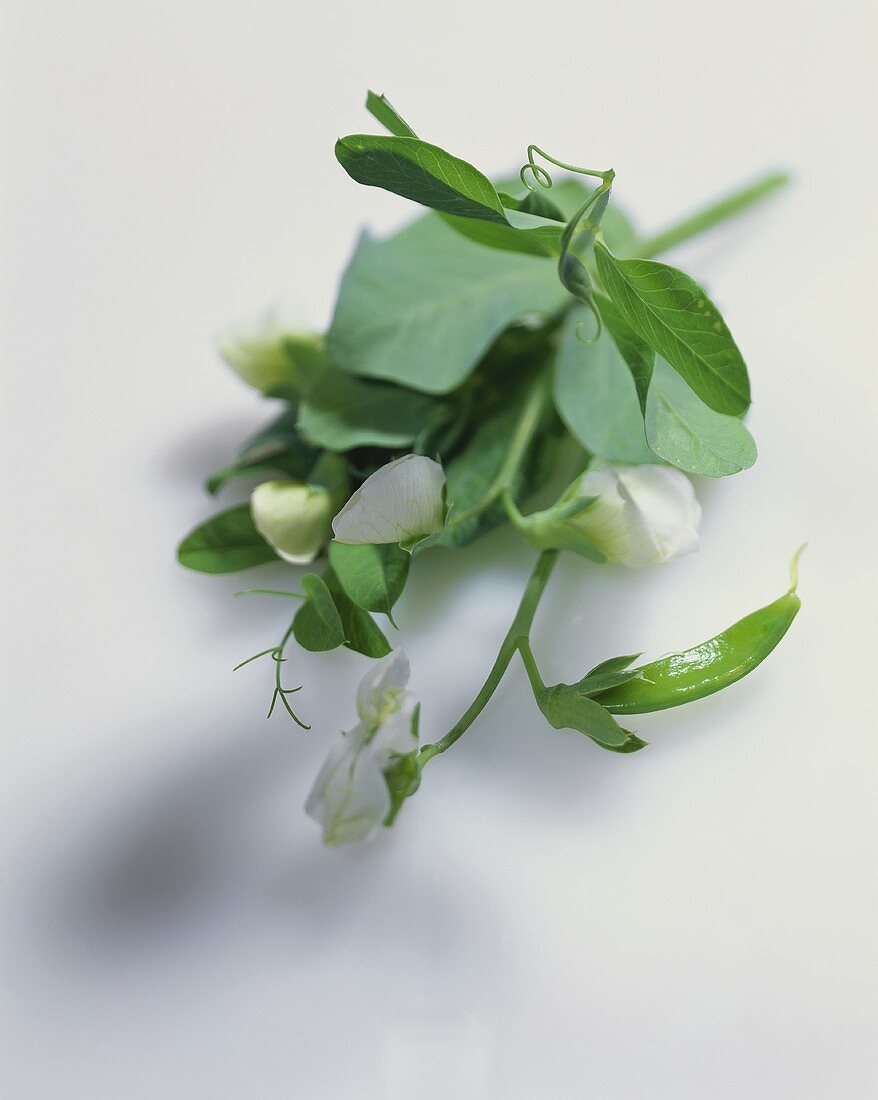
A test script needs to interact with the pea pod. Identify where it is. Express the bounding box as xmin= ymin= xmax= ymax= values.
xmin=594 ymin=549 xmax=803 ymax=715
